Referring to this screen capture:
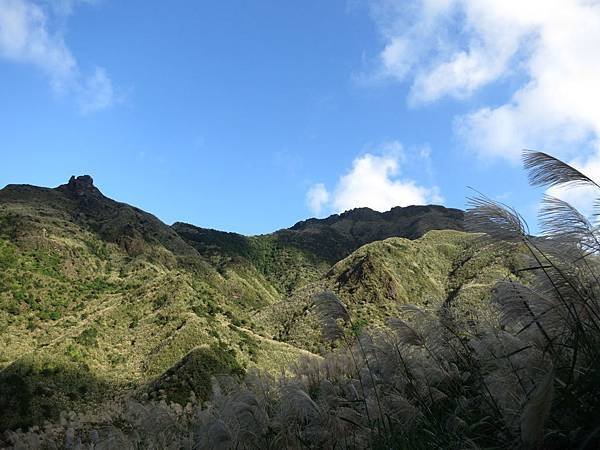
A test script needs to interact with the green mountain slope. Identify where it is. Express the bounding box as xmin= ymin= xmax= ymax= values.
xmin=0 ymin=177 xmax=307 ymax=429
xmin=0 ymin=175 xmax=502 ymax=433
xmin=173 ymin=204 xmax=464 ymax=294
xmin=172 ymin=222 xmax=329 ymax=295
xmin=277 ymin=205 xmax=464 ymax=263
xmin=259 ymin=230 xmax=519 ymax=352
